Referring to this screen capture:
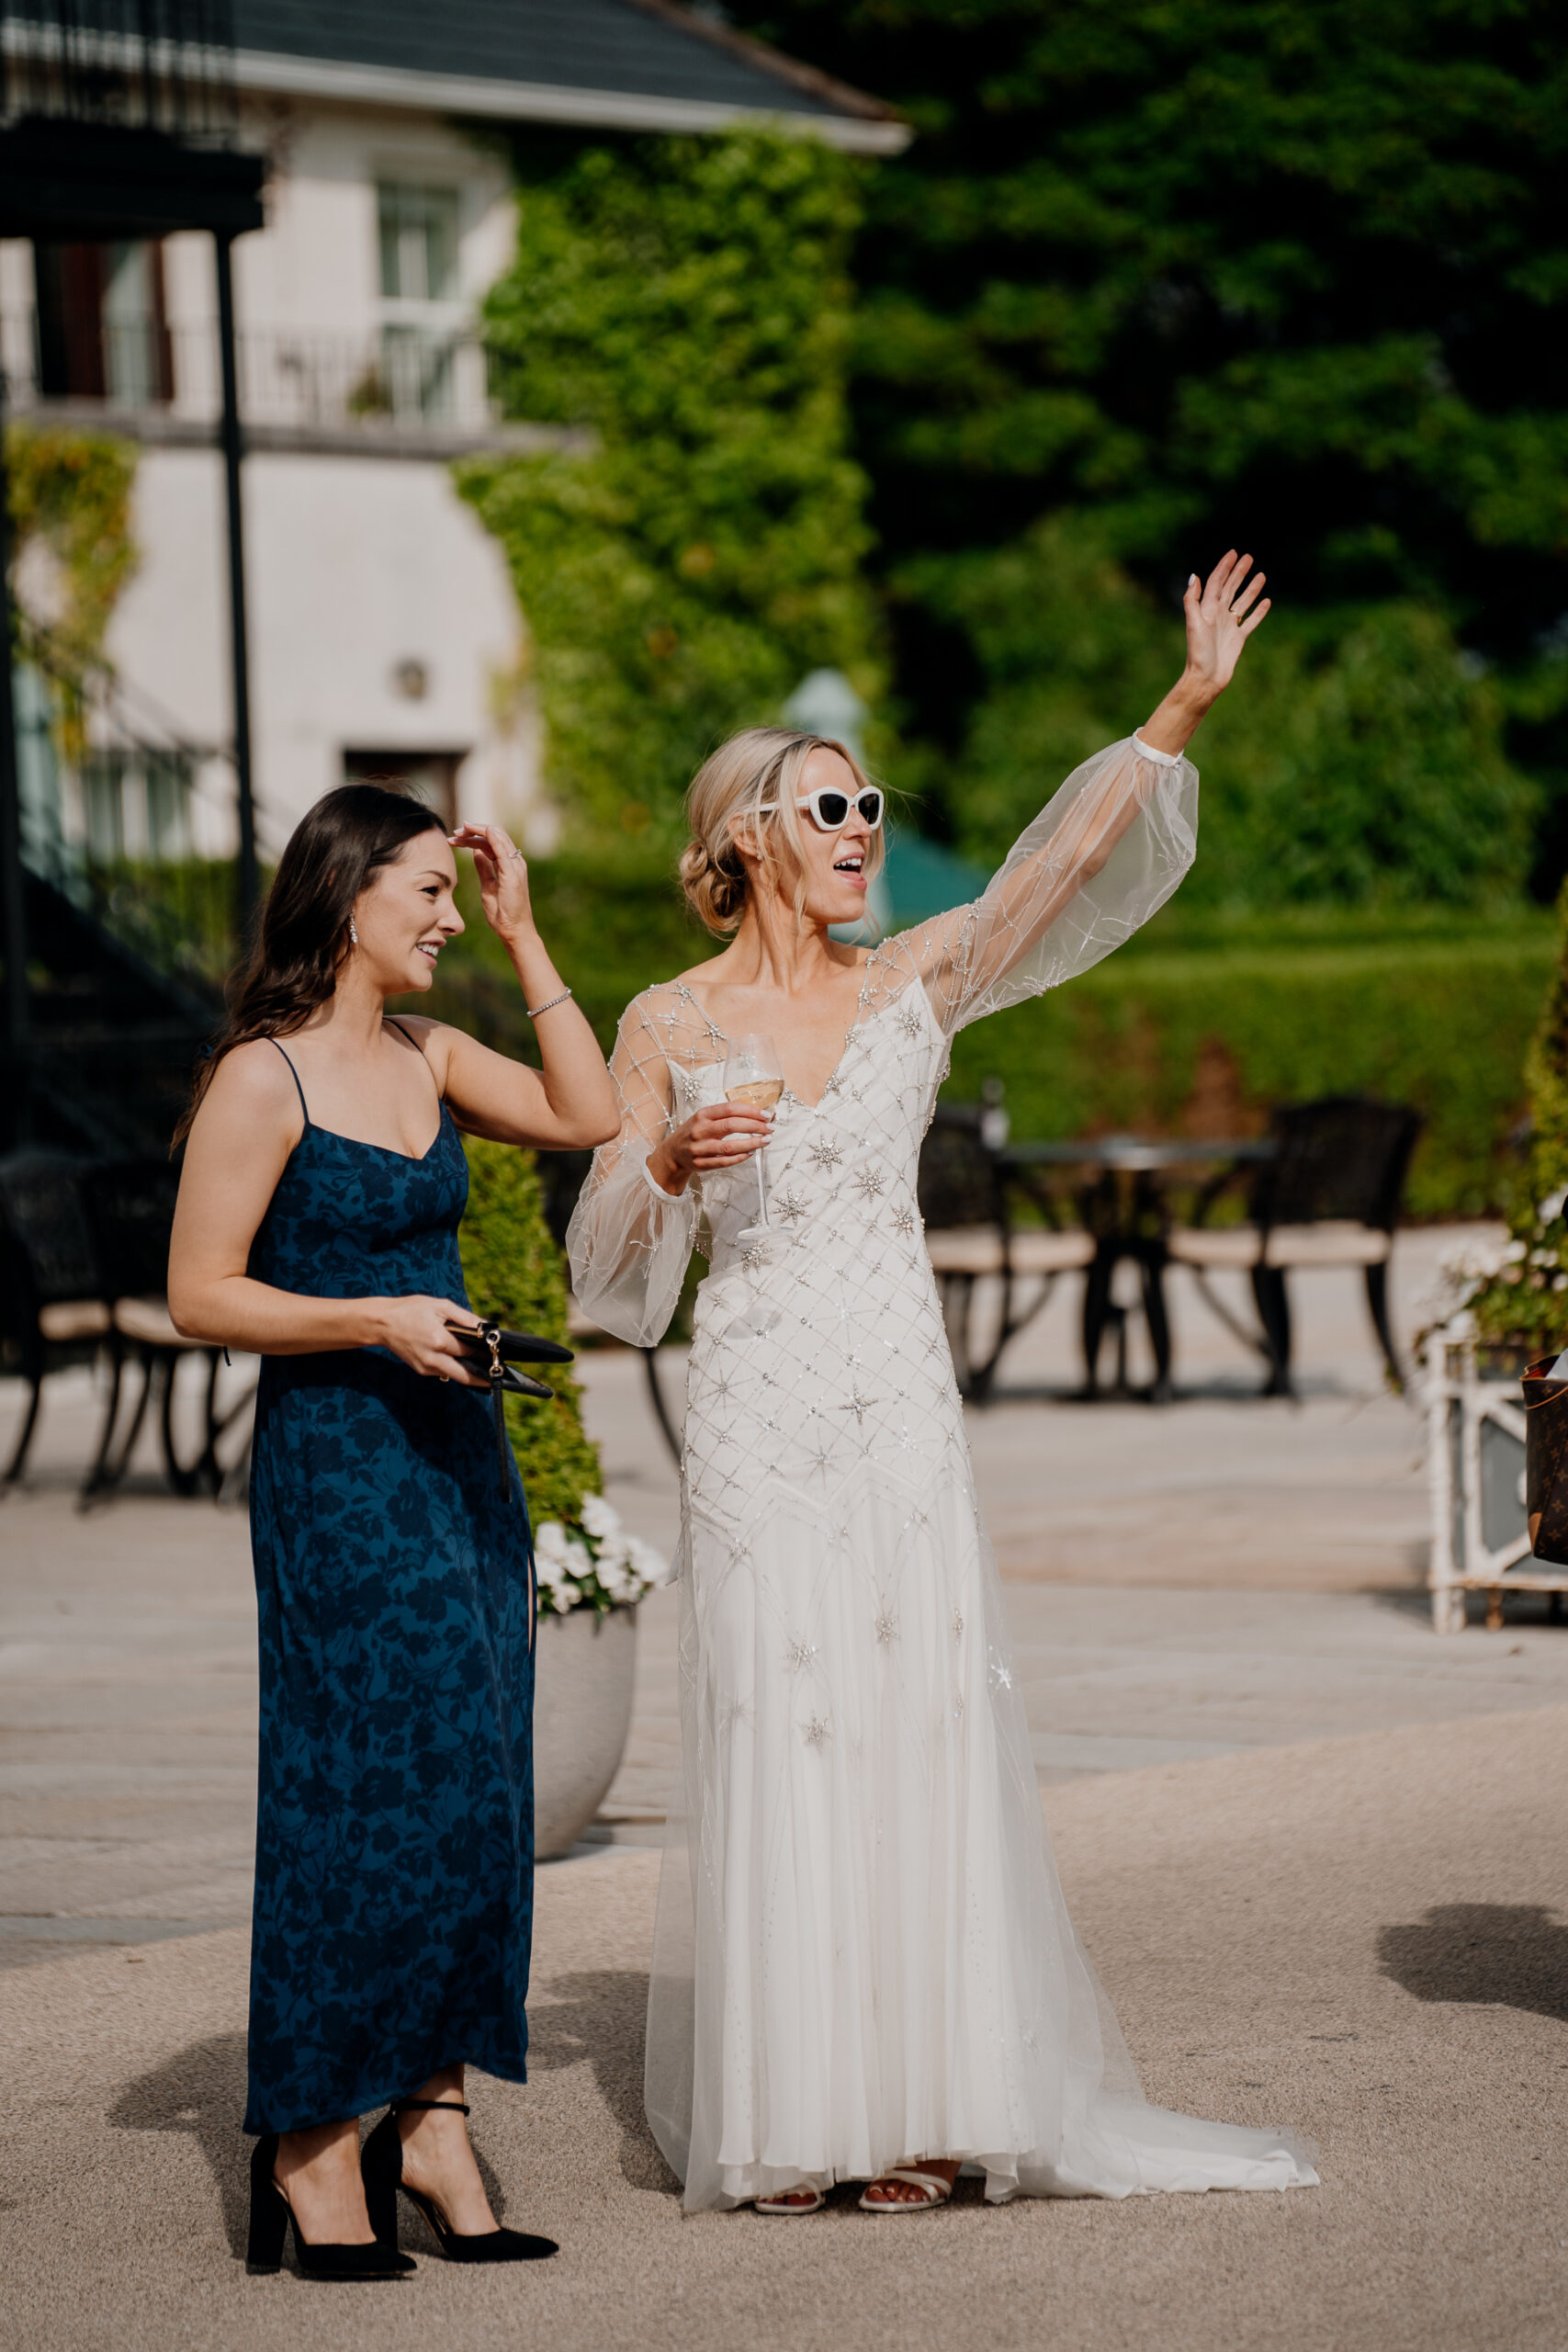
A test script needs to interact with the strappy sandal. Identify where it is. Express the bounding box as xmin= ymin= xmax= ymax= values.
xmin=754 ymin=2185 xmax=827 ymax=2215
xmin=859 ymin=2167 xmax=953 ymax=2213
xmin=362 ymin=2100 xmax=558 ymax=2263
